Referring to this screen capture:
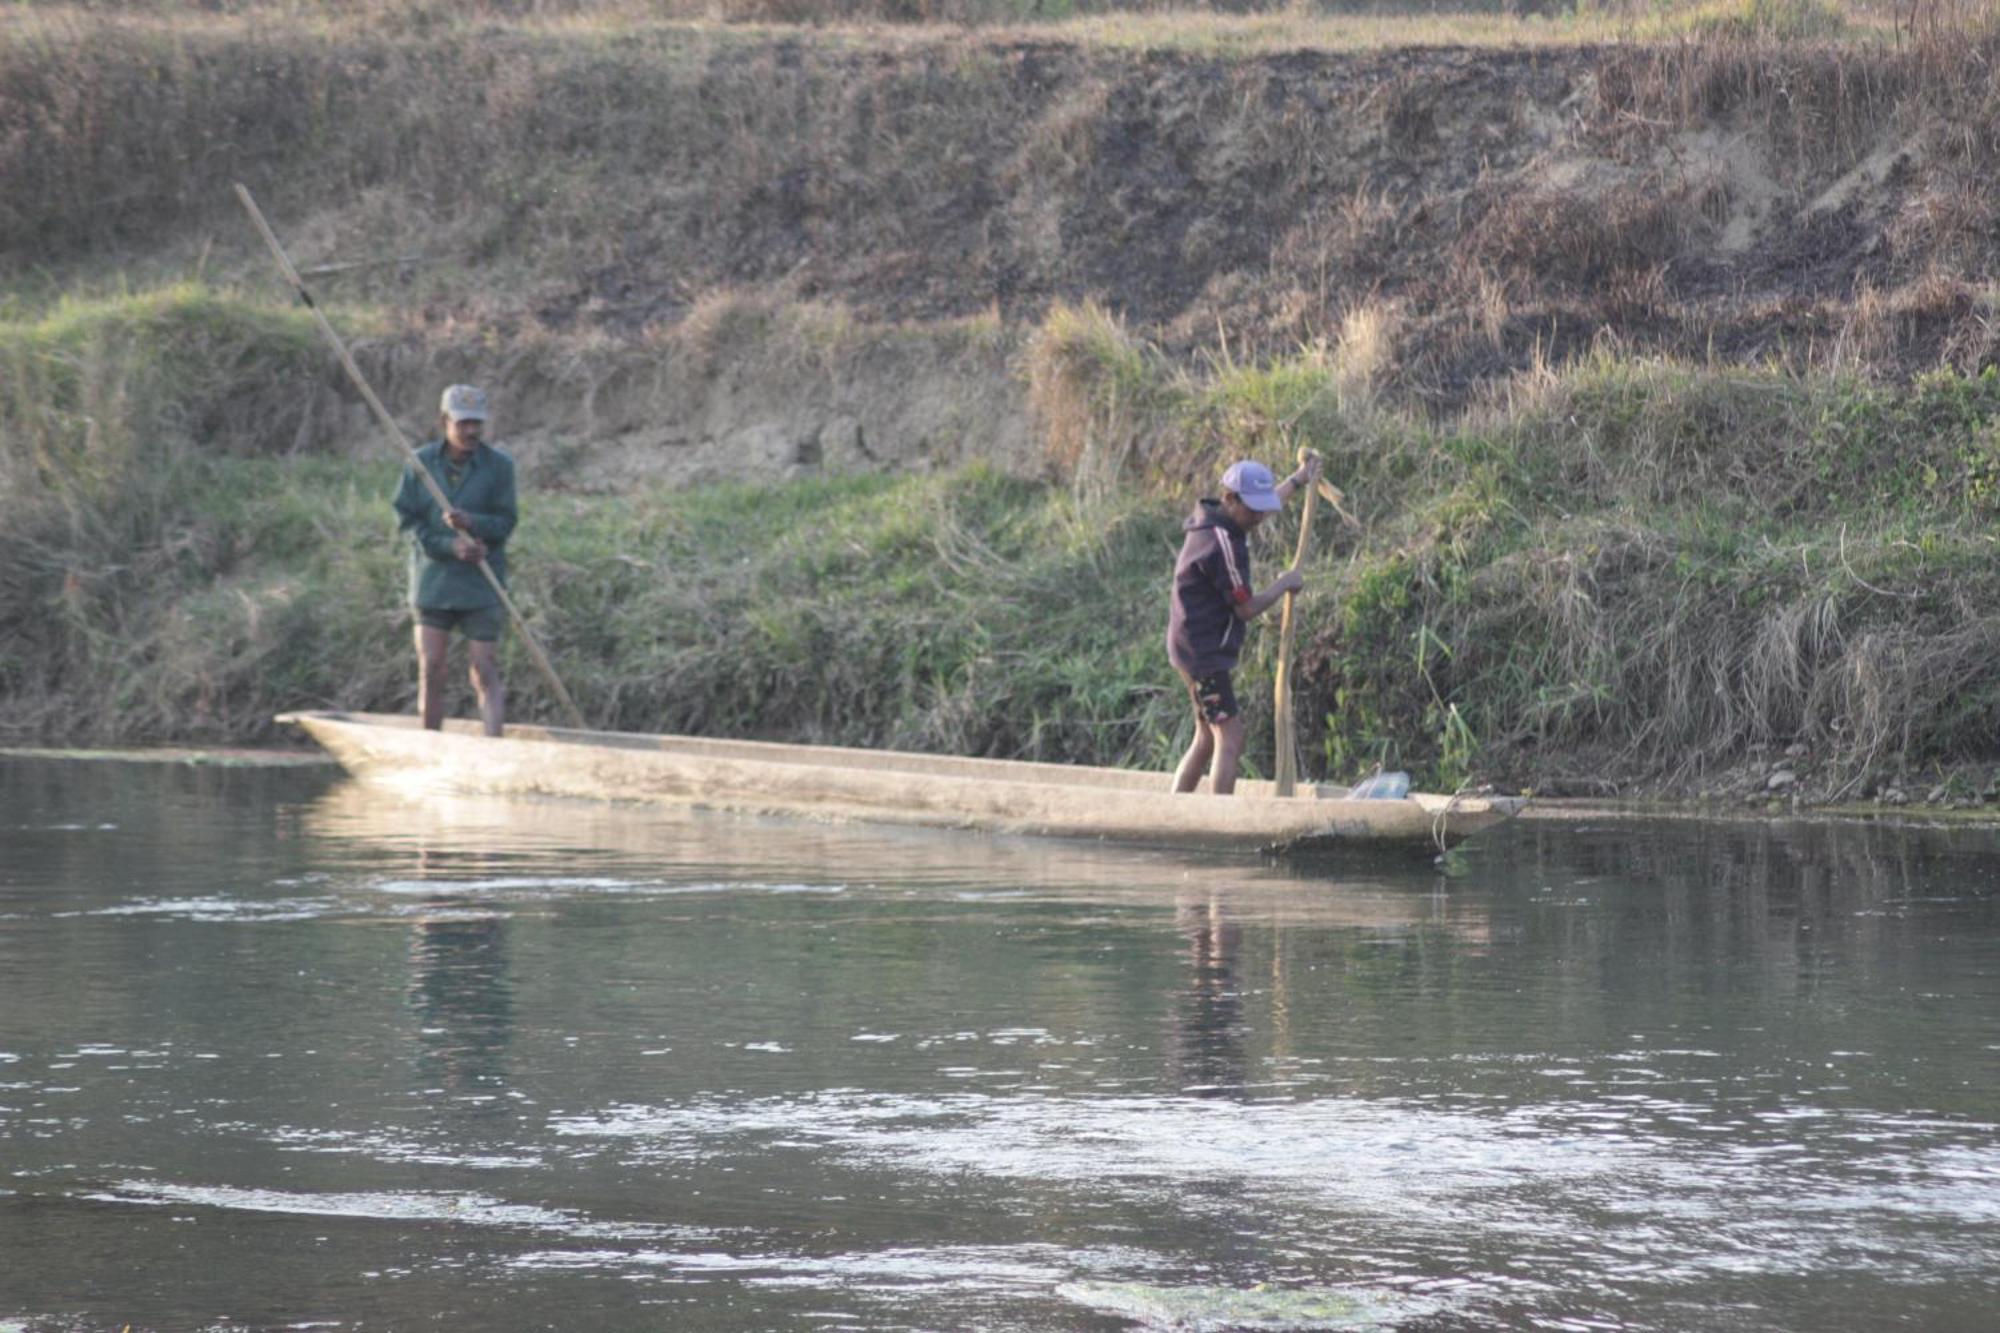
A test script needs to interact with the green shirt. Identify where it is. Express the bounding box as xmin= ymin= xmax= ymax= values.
xmin=393 ymin=439 xmax=517 ymax=610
